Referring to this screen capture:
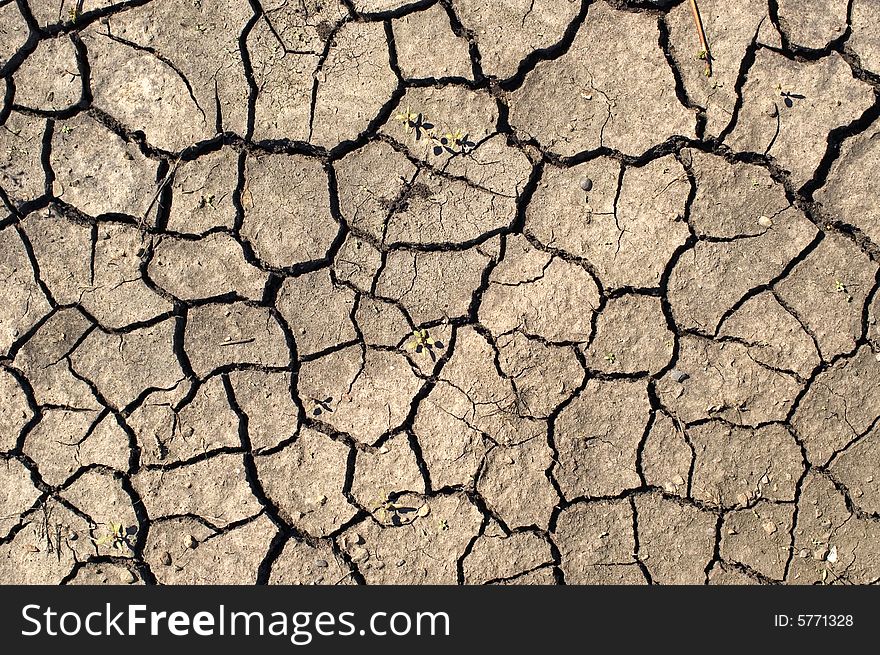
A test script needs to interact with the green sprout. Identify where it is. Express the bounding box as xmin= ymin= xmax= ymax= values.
xmin=406 ymin=329 xmax=444 ymax=358
xmin=370 ymin=490 xmax=428 ymax=526
xmin=395 ymin=106 xmax=434 ymax=141
xmin=407 ymin=329 xmax=434 ymax=352
xmin=93 ymin=521 xmax=136 ymax=552
xmin=775 ymin=84 xmax=805 ymax=108
xmin=697 ymin=49 xmax=711 ymax=77
xmin=604 ymin=352 xmax=617 ymax=365
xmin=396 ymin=106 xmax=418 ymax=127
xmin=688 ymin=0 xmax=712 ymax=77
xmin=431 ymin=129 xmax=475 ymax=156
xmin=835 ymin=279 xmax=853 ymax=303
xmin=394 ymin=106 xmax=475 ymax=155
xmin=371 ymin=489 xmax=403 ymax=524
xmin=310 ymin=396 xmax=333 ymax=417
xmin=197 ymin=193 xmax=216 ymax=209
